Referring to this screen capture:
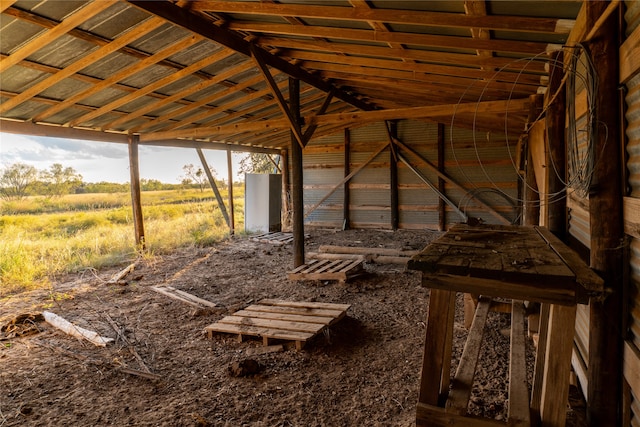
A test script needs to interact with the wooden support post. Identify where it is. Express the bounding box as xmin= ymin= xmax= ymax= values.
xmin=280 ymin=149 xmax=290 ymax=230
xmin=389 ymin=121 xmax=399 ymax=230
xmin=196 ymin=148 xmax=231 ymax=229
xmin=539 ymin=304 xmax=577 ymax=427
xmin=419 ymin=289 xmax=456 ymax=406
xmin=546 ymin=50 xmax=566 ymax=238
xmin=530 ymin=303 xmax=550 ymax=417
xmin=585 ymin=2 xmax=624 ymax=426
xmin=128 ymin=134 xmax=145 ymax=249
xmin=524 ymin=94 xmax=543 ymax=227
xmin=437 ymin=123 xmax=446 ymax=231
xmin=226 ymin=149 xmax=235 ymax=234
xmin=343 ymin=129 xmax=351 ymax=230
xmin=290 ymin=77 xmax=304 ymax=267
